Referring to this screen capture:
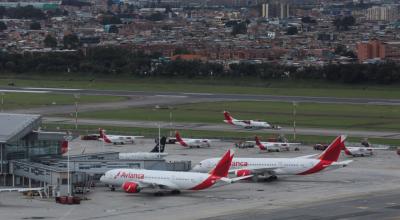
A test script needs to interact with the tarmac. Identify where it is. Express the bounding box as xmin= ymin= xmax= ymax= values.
xmin=1 ymin=138 xmax=399 ymax=220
